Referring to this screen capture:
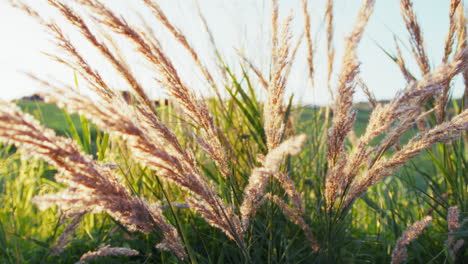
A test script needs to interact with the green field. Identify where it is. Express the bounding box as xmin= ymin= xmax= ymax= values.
xmin=17 ymin=101 xmax=97 ymax=136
